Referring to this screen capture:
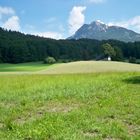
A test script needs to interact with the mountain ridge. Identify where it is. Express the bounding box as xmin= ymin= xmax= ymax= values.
xmin=68 ymin=21 xmax=140 ymax=42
